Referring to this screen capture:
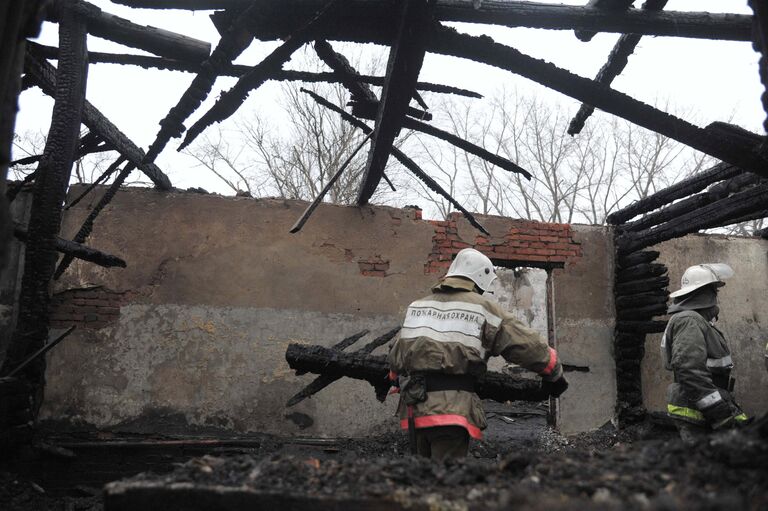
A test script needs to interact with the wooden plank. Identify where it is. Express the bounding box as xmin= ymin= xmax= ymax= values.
xmin=24 ymin=48 xmax=172 ymax=189
xmin=356 ymin=0 xmax=432 ymax=205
